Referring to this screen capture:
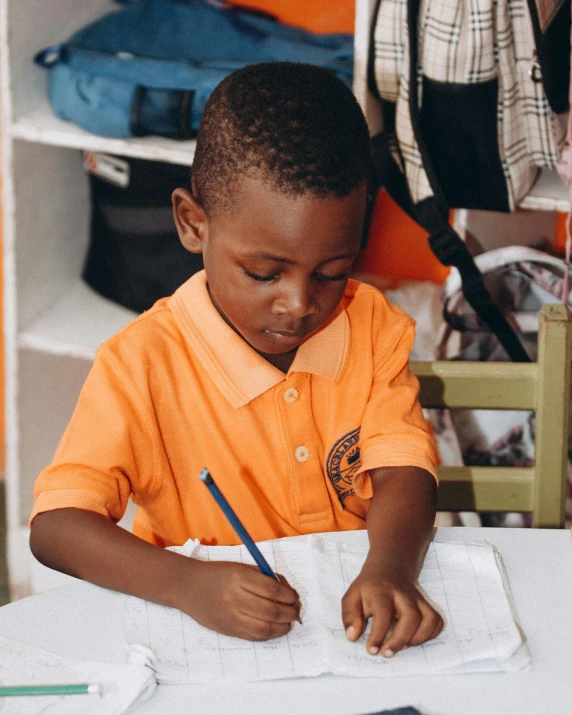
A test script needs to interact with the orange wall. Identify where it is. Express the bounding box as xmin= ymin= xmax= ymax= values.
xmin=228 ymin=0 xmax=355 ymax=33
xmin=353 ymin=191 xmax=451 ymax=285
